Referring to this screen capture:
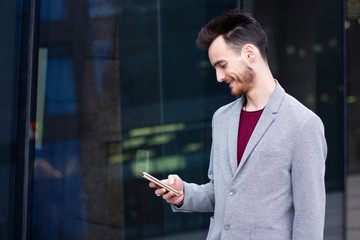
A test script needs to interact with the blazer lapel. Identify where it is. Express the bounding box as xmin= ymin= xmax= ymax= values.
xmin=236 ymin=81 xmax=285 ymax=174
xmin=227 ymin=97 xmax=244 ymax=175
xmin=237 ymin=108 xmax=275 ymax=172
